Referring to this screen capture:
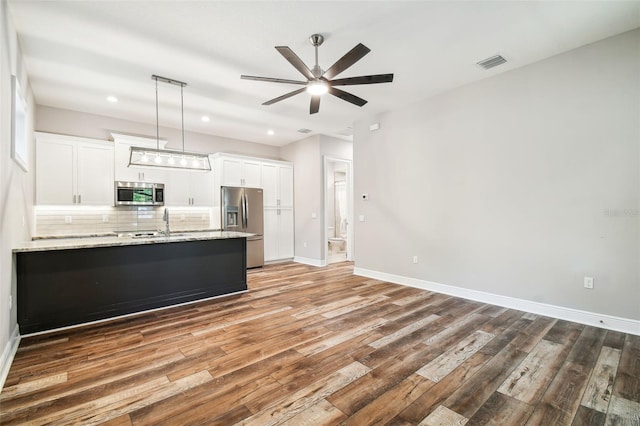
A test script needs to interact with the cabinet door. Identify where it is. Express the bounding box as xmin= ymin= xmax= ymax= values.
xmin=114 ymin=143 xmax=142 ymax=181
xmin=190 ymin=171 xmax=214 ymax=206
xmin=261 ymin=163 xmax=278 ymax=207
xmin=114 ymin=143 xmax=167 ymax=183
xmin=221 ymin=158 xmax=243 ymax=186
xmin=243 ymin=160 xmax=262 ymax=187
xmin=76 ymin=143 xmax=114 ymax=205
xmin=165 ymin=170 xmax=191 ymax=206
xmin=278 ymin=166 xmax=294 ymax=208
xmin=137 ymin=164 xmax=167 ymax=184
xmin=263 ymin=208 xmax=279 ymax=262
xmin=36 ymin=139 xmax=75 ymax=205
xmin=278 ymin=208 xmax=295 ymax=259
